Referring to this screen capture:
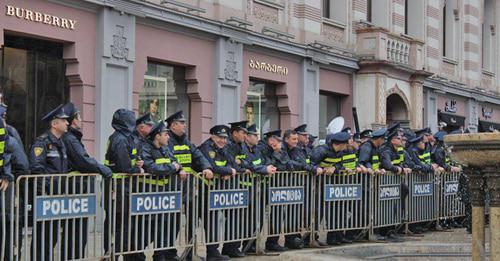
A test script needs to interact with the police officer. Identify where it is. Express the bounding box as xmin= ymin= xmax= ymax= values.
xmin=311 ymin=132 xmax=351 ymax=245
xmin=358 ymin=128 xmax=386 ymax=175
xmin=432 ymin=131 xmax=460 ymax=173
xmin=228 ymin=121 xmax=250 ymax=168
xmin=292 ymin=124 xmax=322 ymax=175
xmin=0 ymin=104 xmax=24 ymax=149
xmin=62 ymin=103 xmax=112 ymax=177
xmin=134 ymin=113 xmax=155 ymax=141
xmin=242 ymin=124 xmax=276 ymax=175
xmin=104 ymin=109 xmax=144 ymax=258
xmin=308 ymin=134 xmax=318 ymax=150
xmin=29 ymin=104 xmax=70 ymax=260
xmin=359 ymin=129 xmax=373 ymax=144
xmin=165 ymin=111 xmax=213 ymax=180
xmin=141 ymin=121 xmax=185 ymax=261
xmin=198 ymin=125 xmax=238 ymax=260
xmin=414 ymin=128 xmax=433 ymax=165
xmin=407 ymin=135 xmax=435 ymax=174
